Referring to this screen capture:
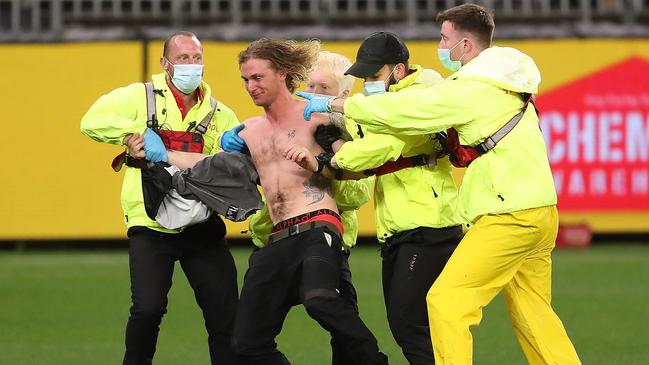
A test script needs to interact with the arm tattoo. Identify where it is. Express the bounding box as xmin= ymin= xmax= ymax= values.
xmin=328 ymin=112 xmax=345 ymax=128
xmin=303 ymin=174 xmax=333 ymax=205
xmin=288 ymin=129 xmax=296 ymax=139
xmin=328 ymin=113 xmax=353 ymax=141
